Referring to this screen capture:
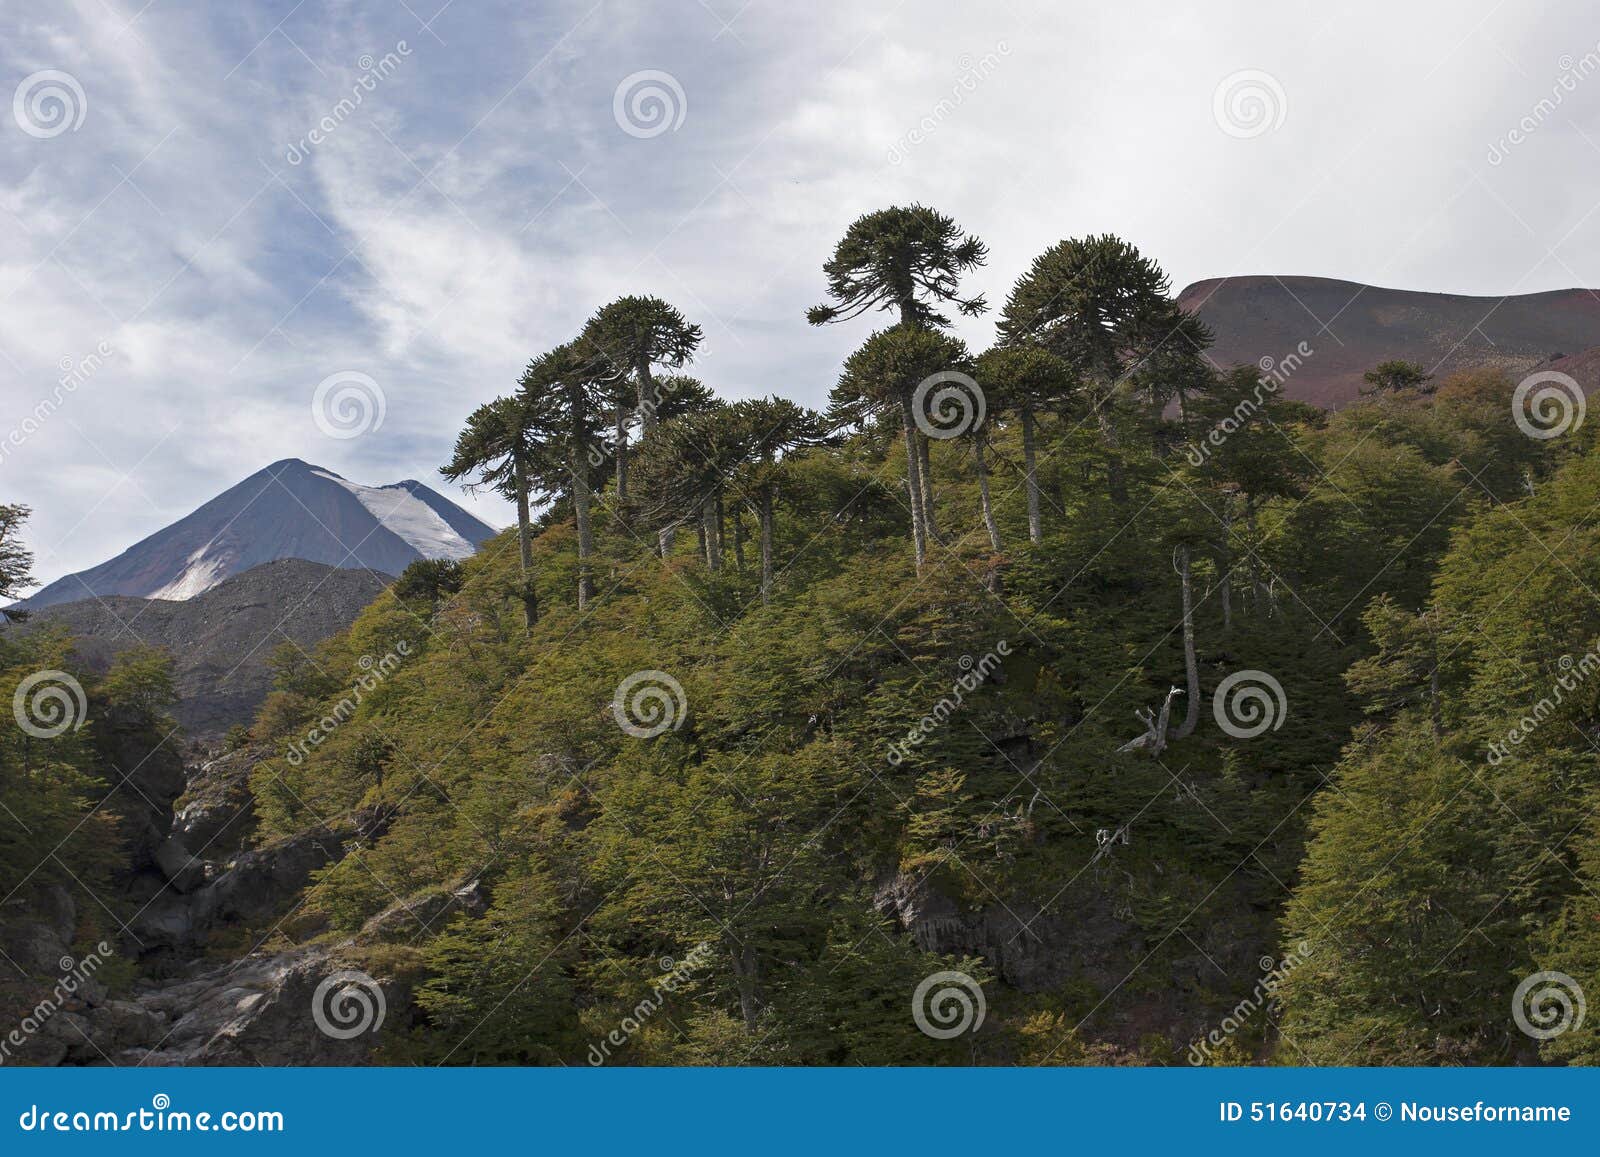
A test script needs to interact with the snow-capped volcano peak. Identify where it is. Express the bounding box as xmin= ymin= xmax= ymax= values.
xmin=311 ymin=469 xmax=478 ymax=561
xmin=24 ymin=459 xmax=497 ymax=608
